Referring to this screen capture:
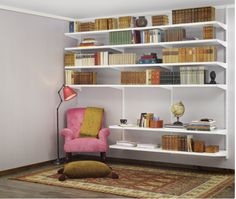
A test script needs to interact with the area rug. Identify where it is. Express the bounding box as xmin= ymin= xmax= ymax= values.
xmin=13 ymin=163 xmax=234 ymax=198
